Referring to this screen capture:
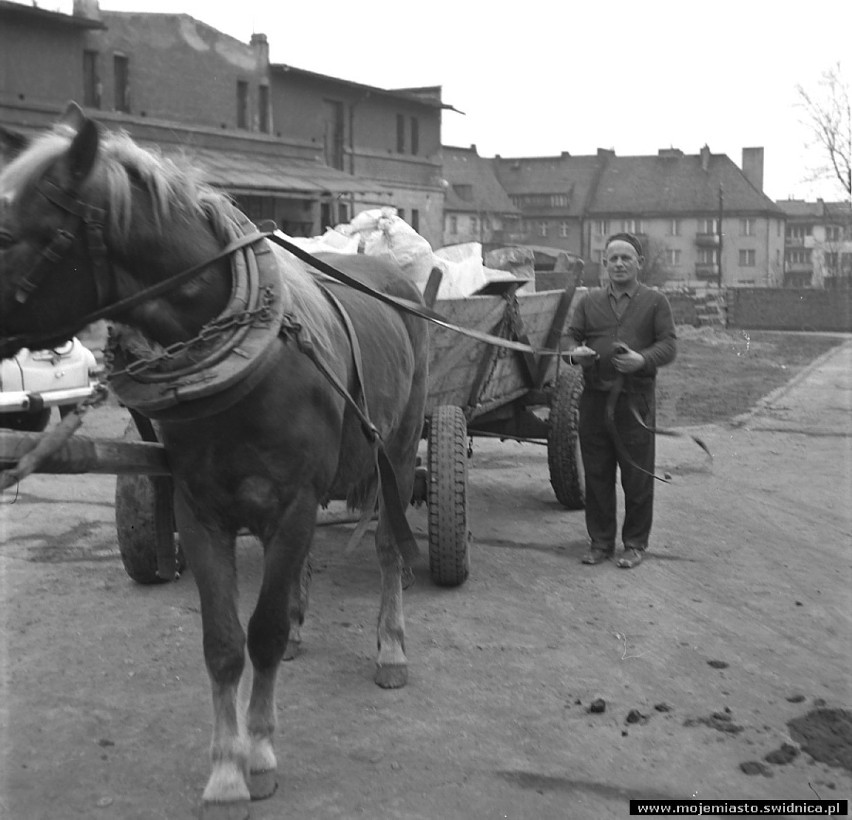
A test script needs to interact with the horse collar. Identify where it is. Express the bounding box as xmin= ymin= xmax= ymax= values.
xmin=107 ymin=229 xmax=285 ymax=420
